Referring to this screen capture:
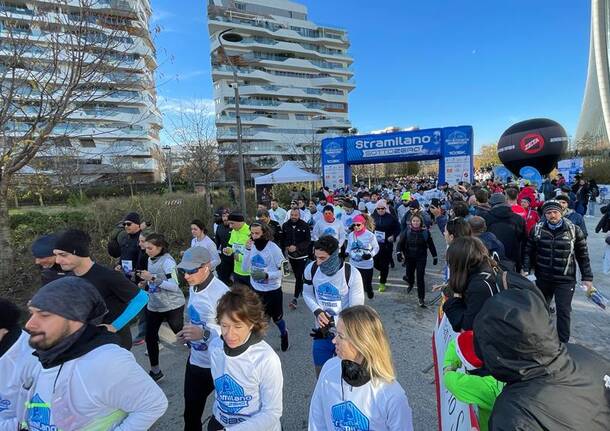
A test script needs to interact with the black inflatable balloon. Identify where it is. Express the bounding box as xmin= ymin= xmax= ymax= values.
xmin=497 ymin=118 xmax=568 ymax=176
